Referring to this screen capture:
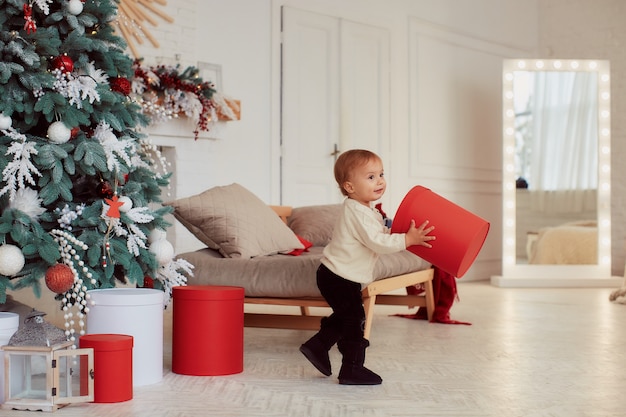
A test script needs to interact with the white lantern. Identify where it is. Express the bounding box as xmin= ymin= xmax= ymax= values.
xmin=1 ymin=312 xmax=94 ymax=412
